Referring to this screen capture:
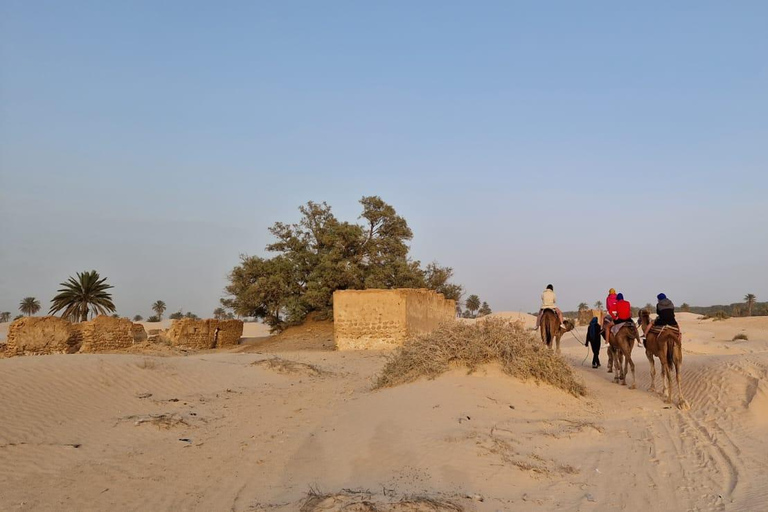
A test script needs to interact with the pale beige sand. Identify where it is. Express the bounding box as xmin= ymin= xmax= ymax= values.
xmin=1 ymin=313 xmax=767 ymax=511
